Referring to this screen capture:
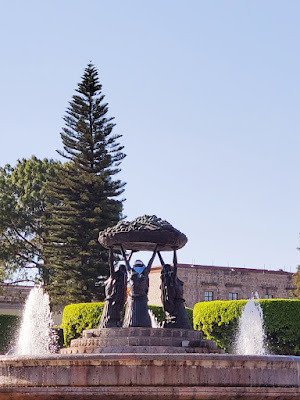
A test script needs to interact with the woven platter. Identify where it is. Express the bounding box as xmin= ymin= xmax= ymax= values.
xmin=98 ymin=215 xmax=188 ymax=252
